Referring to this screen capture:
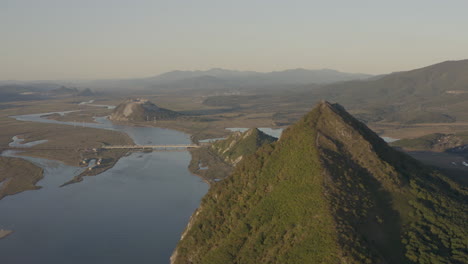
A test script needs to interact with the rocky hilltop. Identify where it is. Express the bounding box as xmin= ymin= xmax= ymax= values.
xmin=109 ymin=98 xmax=181 ymax=122
xmin=172 ymin=101 xmax=467 ymax=264
xmin=212 ymin=128 xmax=277 ymax=165
xmin=189 ymin=128 xmax=277 ymax=182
